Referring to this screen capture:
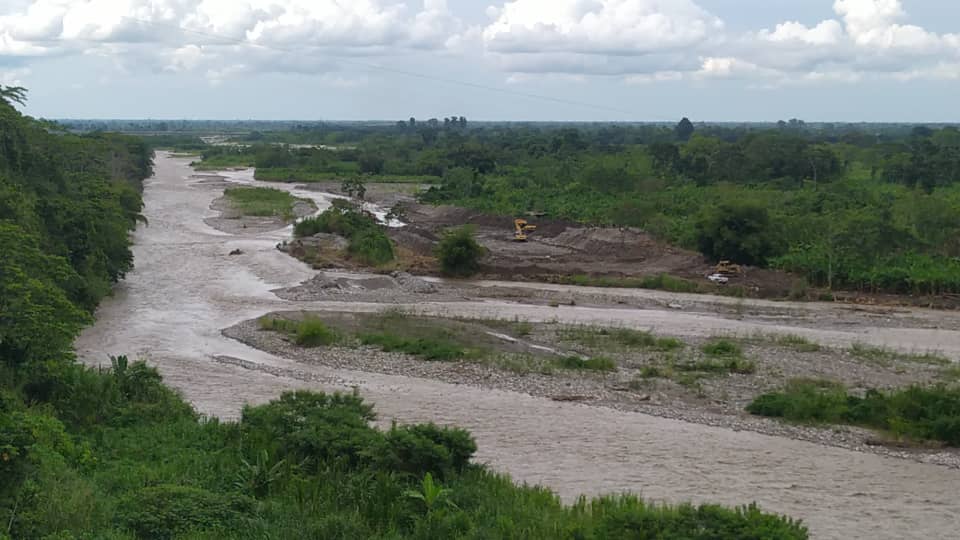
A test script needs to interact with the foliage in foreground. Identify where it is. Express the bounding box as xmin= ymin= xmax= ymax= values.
xmin=1 ymin=370 xmax=808 ymax=539
xmin=748 ymin=380 xmax=960 ymax=445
